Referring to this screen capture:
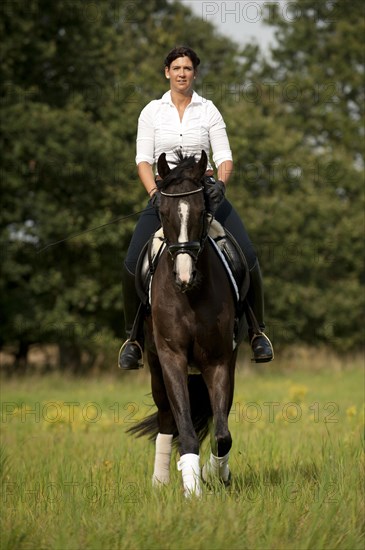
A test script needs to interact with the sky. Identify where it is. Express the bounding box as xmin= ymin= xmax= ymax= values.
xmin=179 ymin=0 xmax=279 ymax=50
